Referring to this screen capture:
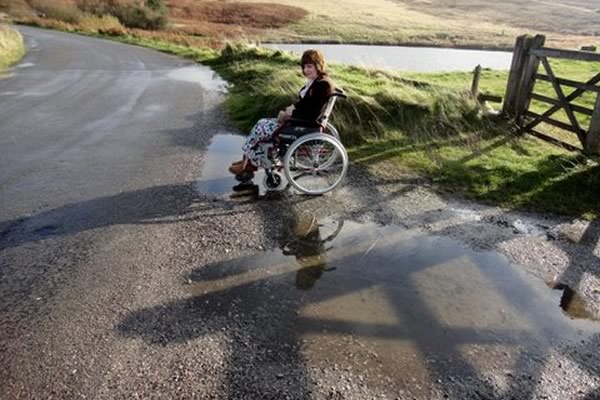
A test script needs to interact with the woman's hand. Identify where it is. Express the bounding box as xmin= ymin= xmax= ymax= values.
xmin=277 ymin=110 xmax=289 ymax=123
xmin=277 ymin=105 xmax=295 ymax=123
